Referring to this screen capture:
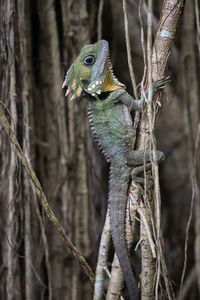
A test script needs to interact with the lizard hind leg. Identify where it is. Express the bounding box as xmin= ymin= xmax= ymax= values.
xmin=131 ymin=162 xmax=153 ymax=188
xmin=126 ymin=150 xmax=164 ymax=188
xmin=126 ymin=149 xmax=164 ymax=167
